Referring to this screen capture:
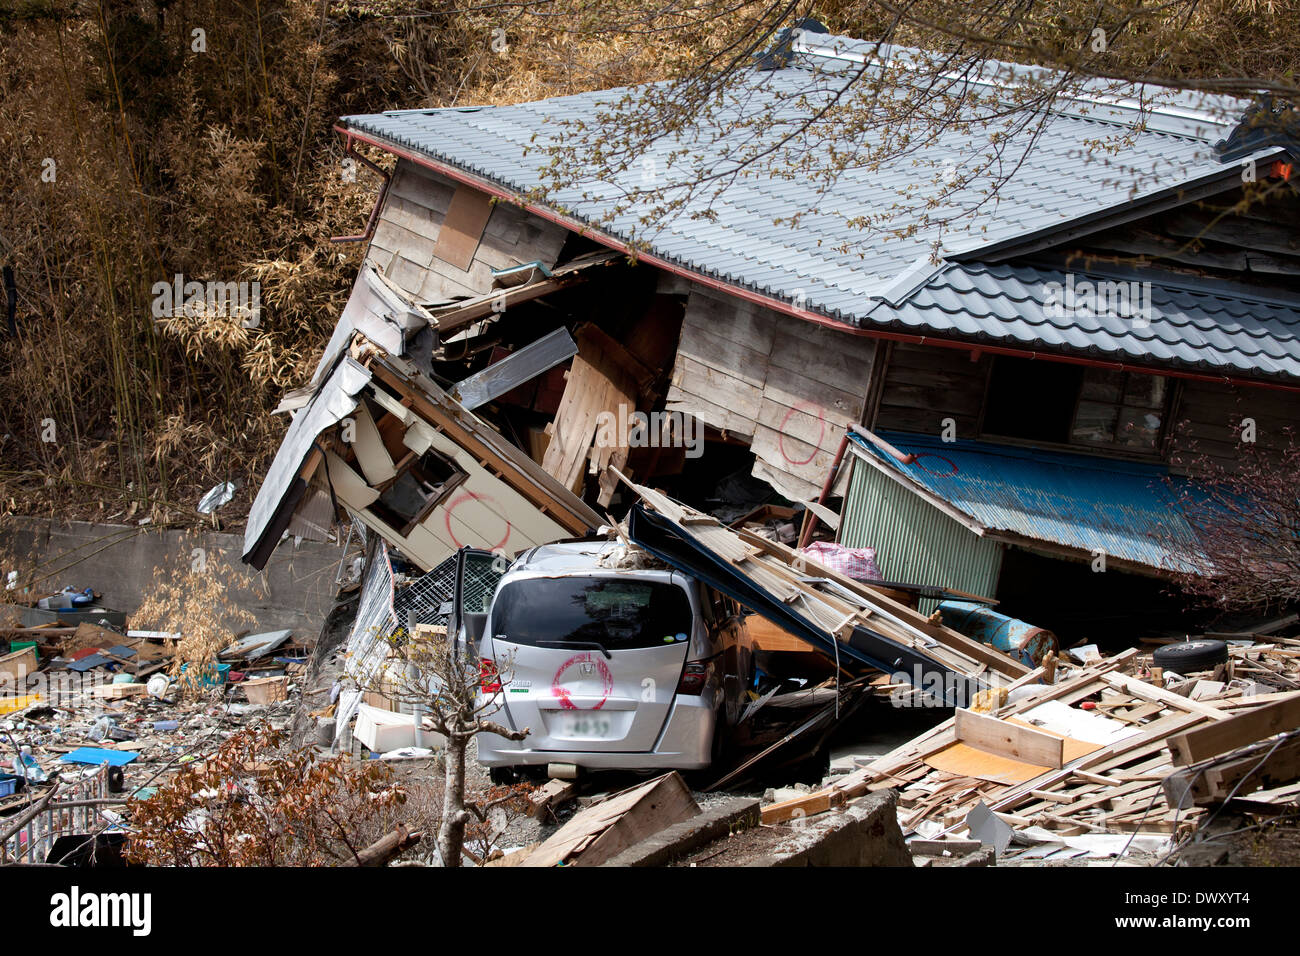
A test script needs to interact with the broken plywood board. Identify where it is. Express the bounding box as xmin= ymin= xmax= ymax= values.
xmin=431 ymin=185 xmax=494 ymax=271
xmin=930 ymin=712 xmax=1101 ymax=785
xmin=523 ymin=772 xmax=699 ymax=867
xmin=746 ymin=613 xmax=818 ymax=654
xmin=541 ymin=325 xmax=640 ymax=503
